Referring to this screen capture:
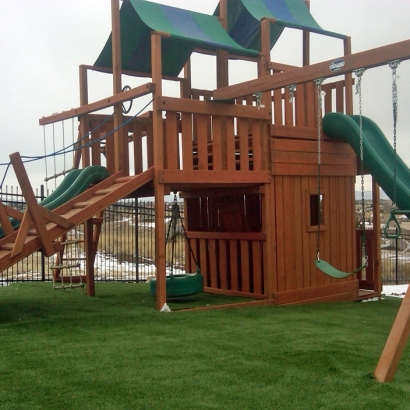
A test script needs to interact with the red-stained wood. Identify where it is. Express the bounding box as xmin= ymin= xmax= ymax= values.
xmin=133 ymin=122 xmax=143 ymax=174
xmin=0 ymin=200 xmax=14 ymax=236
xmin=240 ymin=240 xmax=250 ymax=293
xmin=181 ymin=113 xmax=193 ymax=171
xmin=84 ymin=218 xmax=95 ymax=296
xmin=374 ymin=285 xmax=410 ymax=382
xmin=219 ymin=240 xmax=228 ymax=290
xmin=105 ymin=122 xmax=115 ymax=175
xmin=238 ymin=118 xmax=249 ymax=171
xmin=159 ymin=97 xmax=271 ymax=120
xmin=146 ymin=123 xmax=154 ymax=169
xmin=252 ymin=120 xmax=262 ymax=171
xmin=90 ymin=122 xmax=101 ymax=166
xmin=273 ymin=89 xmax=283 ymax=125
xmin=344 ymin=37 xmax=354 ymax=115
xmin=208 ymin=239 xmax=218 ymax=288
xmin=214 ymin=39 xmax=410 ymax=100
xmin=212 ymin=116 xmax=223 ymax=171
xmin=293 ymin=176 xmax=304 ymax=290
xmin=229 ymin=240 xmax=239 ymax=291
xmin=372 ymin=179 xmax=382 ymax=295
xmin=275 ymin=177 xmax=286 ymax=292
xmin=275 ymin=280 xmax=358 ymax=305
xmin=295 ymin=84 xmax=305 ymax=126
xmin=10 ymin=152 xmax=55 ymax=257
xmin=39 ymin=83 xmax=154 ymax=126
xmin=225 ymin=117 xmax=236 ymax=170
xmin=199 ymin=238 xmax=209 ymax=287
xmin=197 ymin=115 xmax=209 ymax=170
xmin=165 ymin=112 xmax=179 ymax=170
xmin=252 ymin=241 xmax=263 ymax=295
